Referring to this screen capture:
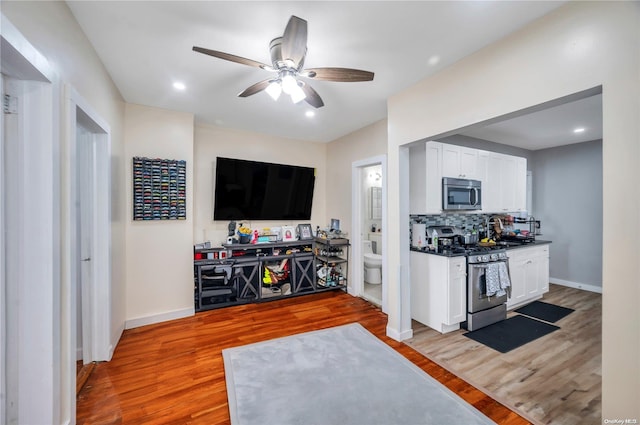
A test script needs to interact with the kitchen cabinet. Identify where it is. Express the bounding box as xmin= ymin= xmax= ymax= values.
xmin=506 ymin=245 xmax=550 ymax=309
xmin=480 ymin=152 xmax=527 ymax=213
xmin=410 ymin=141 xmax=443 ymax=214
xmin=410 ymin=252 xmax=466 ymax=333
xmin=442 ymin=144 xmax=480 ymax=180
xmin=410 ymin=141 xmax=527 ymax=214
